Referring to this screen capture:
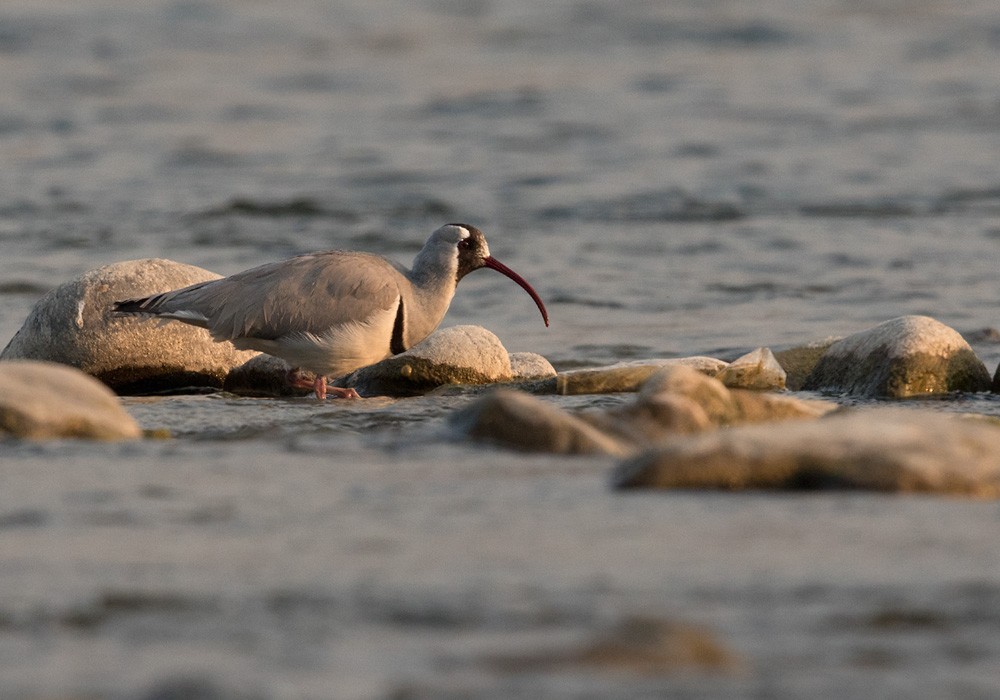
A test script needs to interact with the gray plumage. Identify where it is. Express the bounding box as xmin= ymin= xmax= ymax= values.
xmin=113 ymin=224 xmax=548 ymax=395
